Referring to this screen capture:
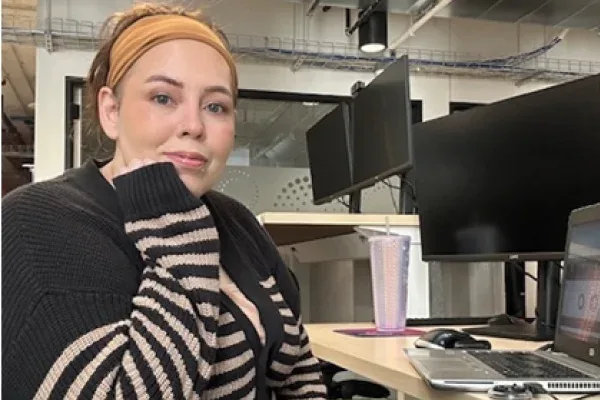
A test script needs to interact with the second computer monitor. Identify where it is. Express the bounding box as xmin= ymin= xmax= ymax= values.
xmin=352 ymin=55 xmax=413 ymax=190
xmin=306 ymin=102 xmax=353 ymax=205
